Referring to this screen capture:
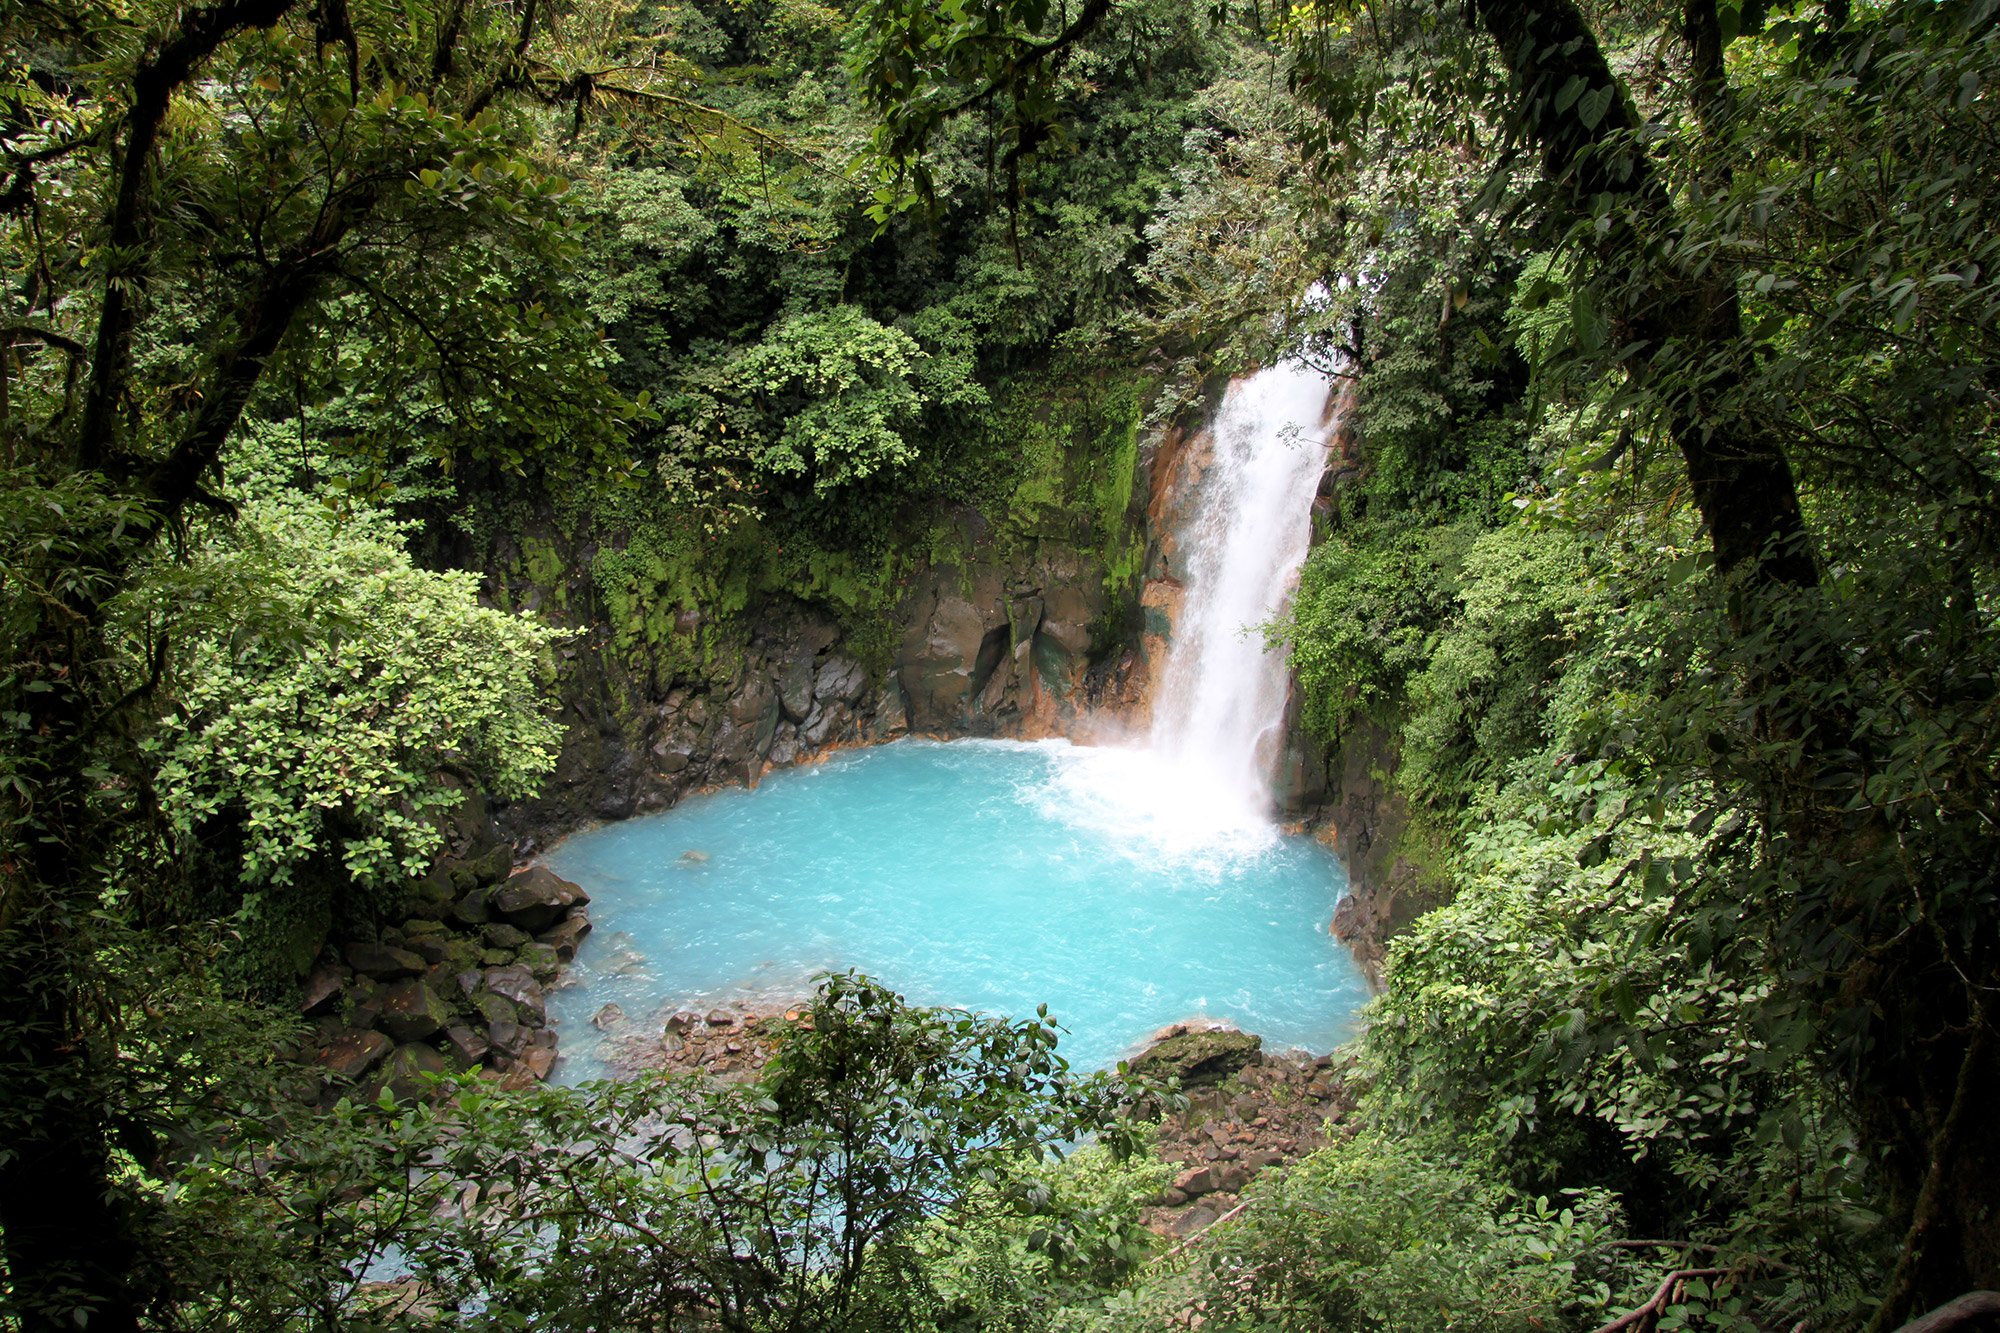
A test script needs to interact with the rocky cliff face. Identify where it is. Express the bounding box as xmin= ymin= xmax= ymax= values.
xmin=478 ymin=429 xmax=1162 ymax=855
